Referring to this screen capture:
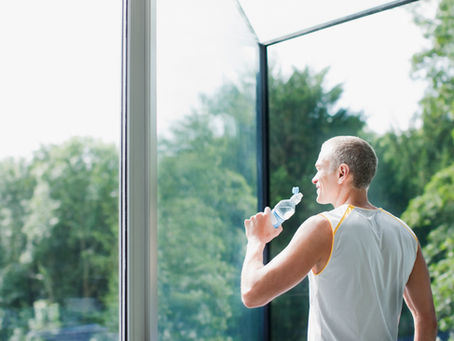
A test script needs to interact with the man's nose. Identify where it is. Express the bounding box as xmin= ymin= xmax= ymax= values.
xmin=312 ymin=176 xmax=318 ymax=184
